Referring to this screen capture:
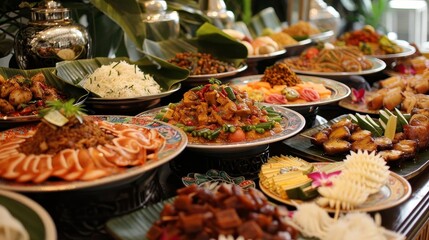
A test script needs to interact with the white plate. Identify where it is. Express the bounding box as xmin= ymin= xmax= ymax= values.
xmin=0 ymin=189 xmax=56 ymax=240
xmin=260 ymin=163 xmax=412 ymax=213
xmin=139 ymin=106 xmax=306 ymax=153
xmin=0 ymin=116 xmax=187 ymax=192
xmin=186 ymin=64 xmax=248 ymax=83
xmin=308 ymin=30 xmax=334 ymax=42
xmin=247 ymin=49 xmax=287 ymax=62
xmin=369 ymin=44 xmax=416 ymax=60
xmin=227 ymin=74 xmax=351 ymax=108
xmin=281 ymin=56 xmax=386 ymax=80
